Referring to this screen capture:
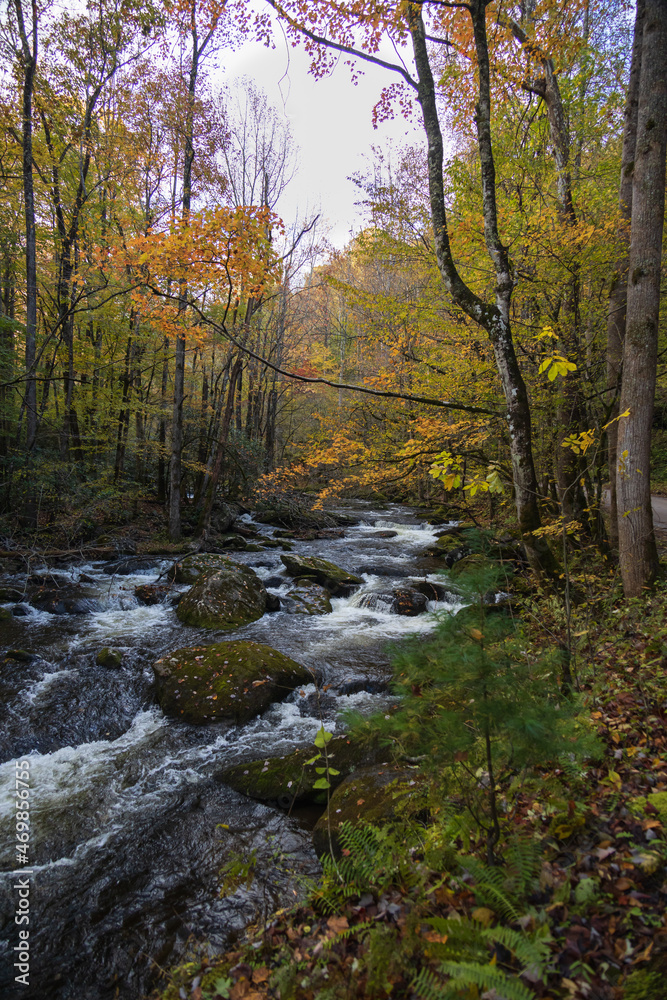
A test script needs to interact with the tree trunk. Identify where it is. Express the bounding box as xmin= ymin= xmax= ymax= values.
xmin=408 ymin=5 xmax=555 ymax=574
xmin=616 ymin=0 xmax=667 ymax=596
xmin=606 ymin=0 xmax=645 ymax=547
xmin=168 ymin=12 xmax=215 ymax=539
xmin=14 ymin=0 xmax=38 ymax=457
